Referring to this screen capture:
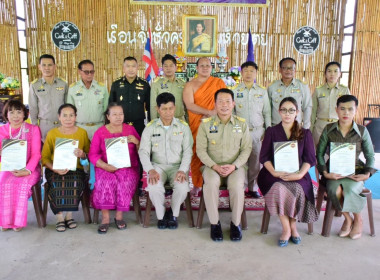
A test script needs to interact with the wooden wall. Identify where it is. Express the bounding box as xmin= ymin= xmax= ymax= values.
xmin=351 ymin=0 xmax=380 ymax=122
xmin=0 ymin=0 xmax=21 ymax=81
xmin=23 ymin=0 xmax=347 ymax=93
